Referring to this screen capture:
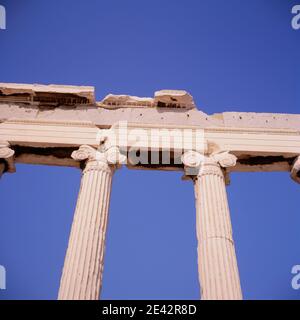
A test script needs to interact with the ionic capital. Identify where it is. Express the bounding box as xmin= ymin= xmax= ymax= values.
xmin=182 ymin=150 xmax=237 ymax=179
xmin=211 ymin=151 xmax=237 ymax=168
xmin=291 ymin=156 xmax=300 ymax=184
xmin=71 ymin=145 xmax=126 ymax=173
xmin=181 ymin=150 xmax=203 ymax=168
xmin=0 ymin=141 xmax=16 ymax=173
